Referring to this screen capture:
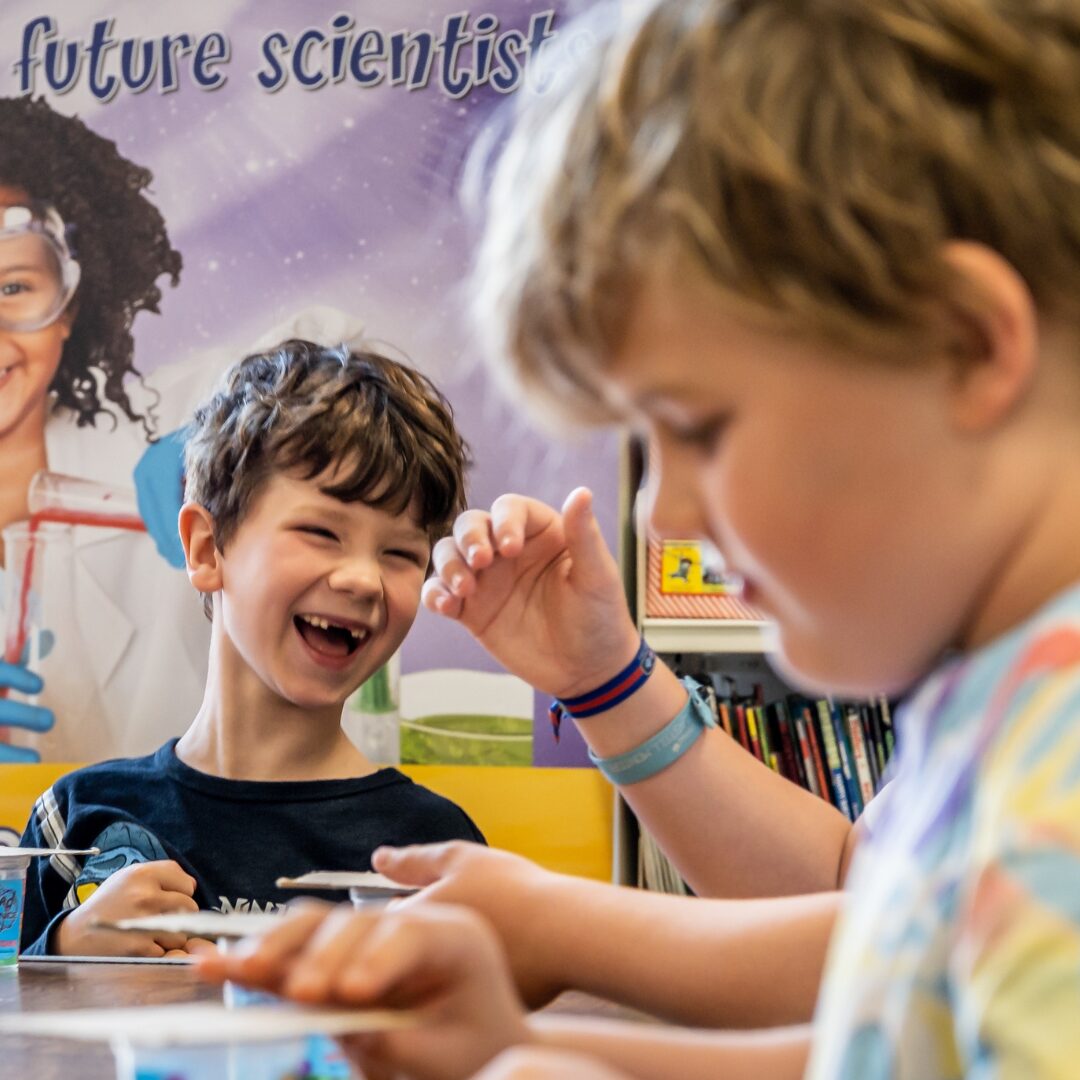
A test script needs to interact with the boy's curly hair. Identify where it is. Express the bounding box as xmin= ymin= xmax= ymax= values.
xmin=0 ymin=96 xmax=182 ymax=437
xmin=185 ymin=339 xmax=471 ymax=617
